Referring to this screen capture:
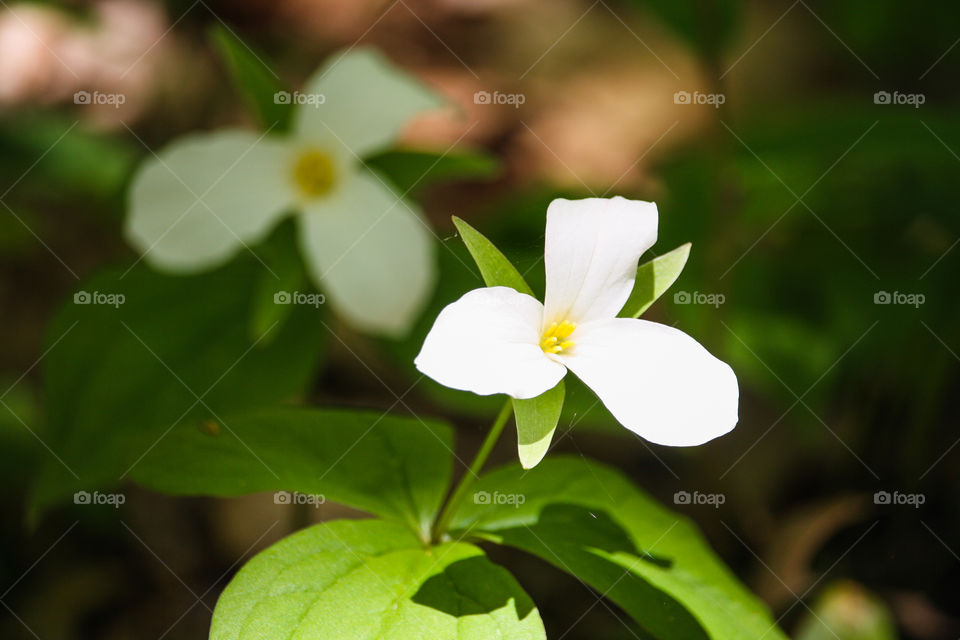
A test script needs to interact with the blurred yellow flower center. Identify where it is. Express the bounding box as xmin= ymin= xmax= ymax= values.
xmin=293 ymin=149 xmax=336 ymax=197
xmin=540 ymin=320 xmax=576 ymax=354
